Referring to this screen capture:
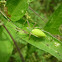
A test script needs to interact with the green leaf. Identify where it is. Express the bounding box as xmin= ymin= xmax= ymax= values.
xmin=9 ymin=16 xmax=62 ymax=61
xmin=6 ymin=0 xmax=28 ymax=21
xmin=0 ymin=18 xmax=16 ymax=62
xmin=44 ymin=4 xmax=62 ymax=35
xmin=0 ymin=26 xmax=13 ymax=62
xmin=0 ymin=40 xmax=13 ymax=62
xmin=17 ymin=30 xmax=62 ymax=61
